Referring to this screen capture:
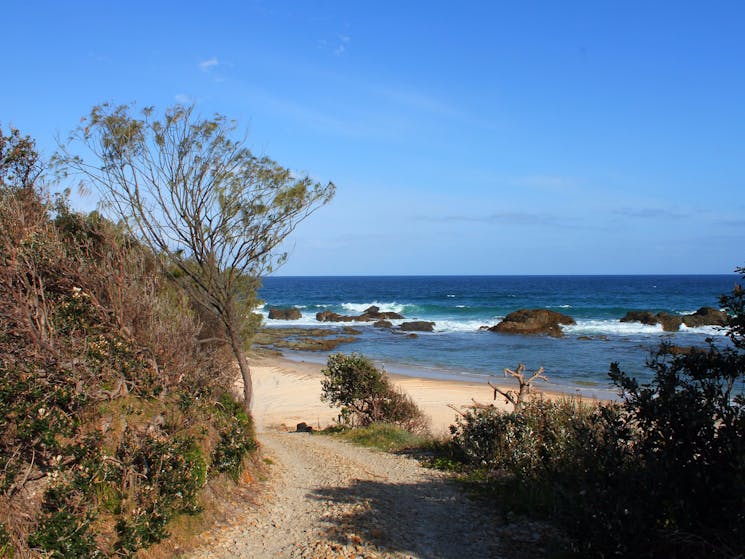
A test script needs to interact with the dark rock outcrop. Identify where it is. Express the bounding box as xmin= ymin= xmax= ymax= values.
xmin=373 ymin=320 xmax=393 ymax=328
xmin=620 ymin=306 xmax=727 ymax=332
xmin=316 ymin=310 xmax=356 ymax=322
xmin=399 ymin=321 xmax=435 ymax=332
xmin=682 ymin=307 xmax=728 ymax=328
xmin=316 ymin=306 xmax=405 ymax=323
xmin=620 ymin=311 xmax=659 ymax=326
xmin=361 ymin=305 xmax=404 ymax=320
xmin=489 ymin=309 xmax=575 ymax=337
xmin=657 ymin=312 xmax=684 ymax=332
xmin=268 ymin=307 xmax=302 ymax=320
